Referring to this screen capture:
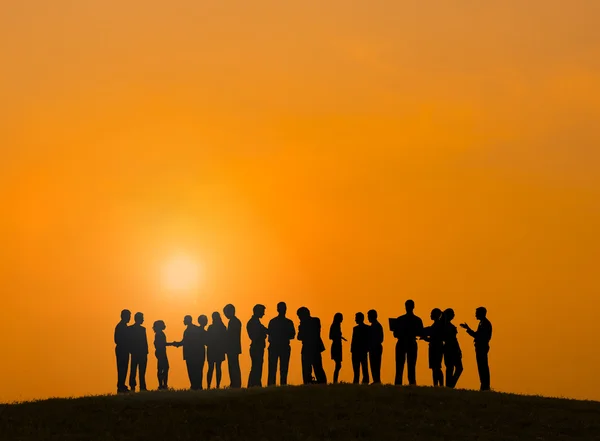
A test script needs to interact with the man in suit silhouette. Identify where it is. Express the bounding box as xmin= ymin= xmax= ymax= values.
xmin=172 ymin=315 xmax=203 ymax=390
xmin=114 ymin=309 xmax=131 ymax=393
xmin=461 ymin=307 xmax=493 ymax=391
xmin=297 ymin=307 xmax=327 ymax=384
xmin=351 ymin=312 xmax=370 ymax=384
xmin=128 ymin=312 xmax=149 ymax=392
xmin=367 ymin=309 xmax=384 ymax=384
xmin=247 ymin=304 xmax=268 ymax=387
xmin=267 ymin=302 xmax=296 ymax=386
xmin=223 ymin=304 xmax=242 ymax=388
xmin=392 ymin=300 xmax=424 ymax=385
